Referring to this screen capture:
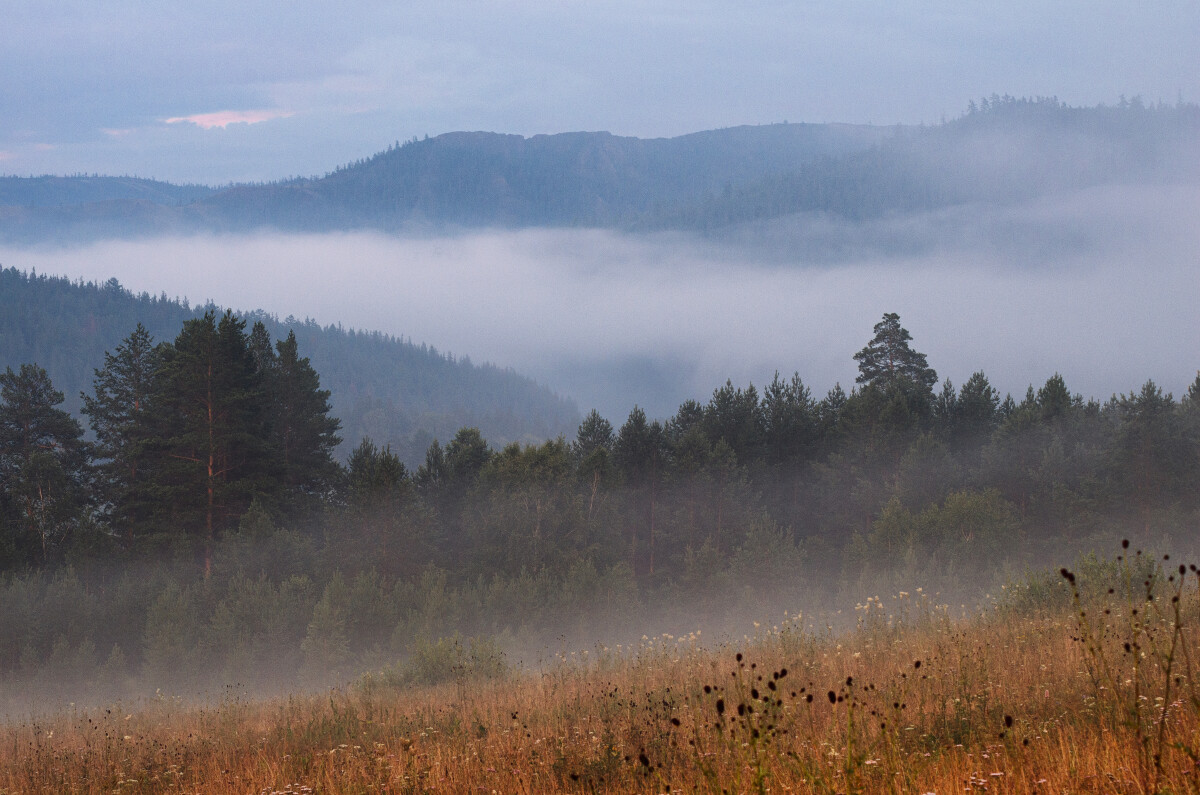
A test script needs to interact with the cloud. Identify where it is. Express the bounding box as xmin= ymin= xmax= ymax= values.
xmin=1 ymin=184 xmax=1196 ymax=421
xmin=164 ymin=109 xmax=294 ymax=130
xmin=0 ymin=144 xmax=54 ymax=162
